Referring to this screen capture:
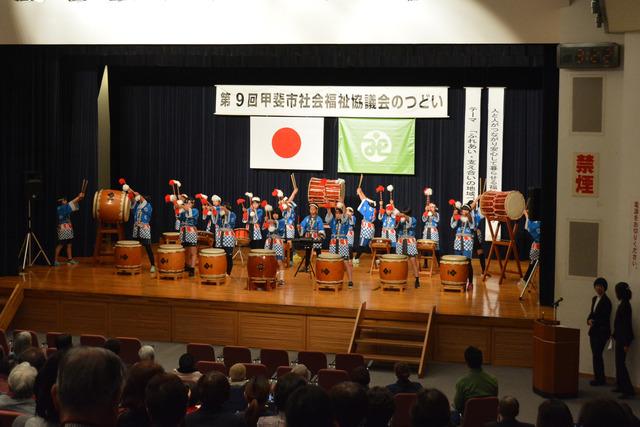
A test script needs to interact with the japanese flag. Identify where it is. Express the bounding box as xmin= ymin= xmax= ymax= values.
xmin=250 ymin=116 xmax=324 ymax=170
